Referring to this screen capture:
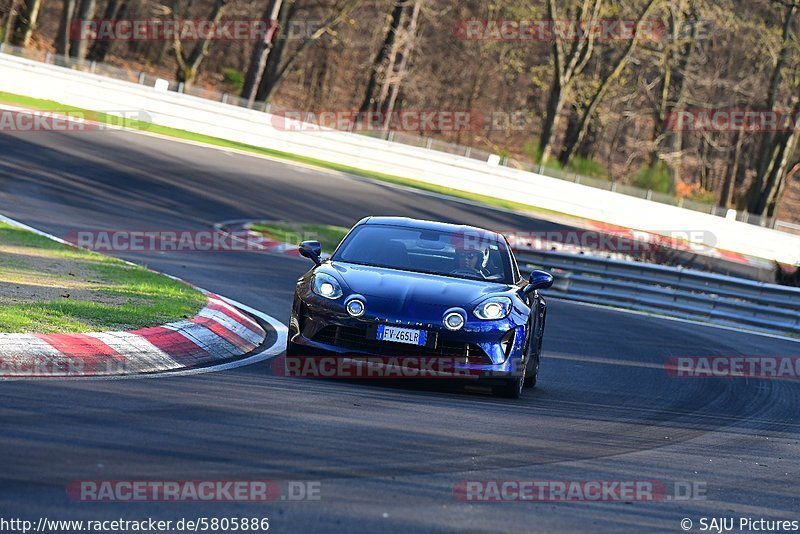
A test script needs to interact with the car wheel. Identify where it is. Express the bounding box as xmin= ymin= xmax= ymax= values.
xmin=495 ymin=362 xmax=525 ymax=399
xmin=524 ymin=352 xmax=539 ymax=388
